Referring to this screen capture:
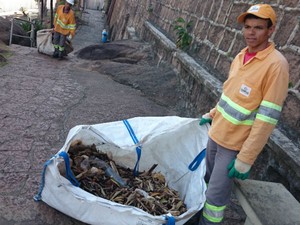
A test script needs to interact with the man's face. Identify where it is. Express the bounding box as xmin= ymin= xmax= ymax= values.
xmin=243 ymin=17 xmax=274 ymax=53
xmin=64 ymin=2 xmax=71 ymax=10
